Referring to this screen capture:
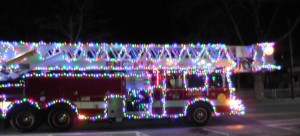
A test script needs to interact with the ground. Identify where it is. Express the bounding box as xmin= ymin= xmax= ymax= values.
xmin=1 ymin=98 xmax=300 ymax=136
